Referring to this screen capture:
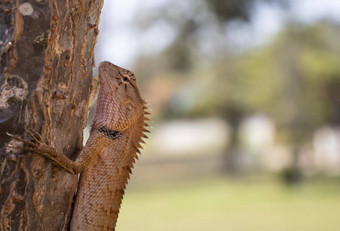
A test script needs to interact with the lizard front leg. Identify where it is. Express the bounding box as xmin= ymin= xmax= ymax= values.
xmin=7 ymin=132 xmax=83 ymax=174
